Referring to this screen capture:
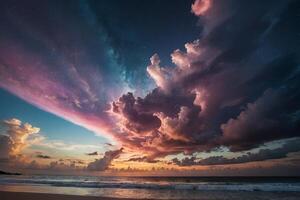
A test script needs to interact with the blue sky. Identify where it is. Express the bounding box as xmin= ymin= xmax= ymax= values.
xmin=0 ymin=0 xmax=299 ymax=175
xmin=0 ymin=88 xmax=108 ymax=146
